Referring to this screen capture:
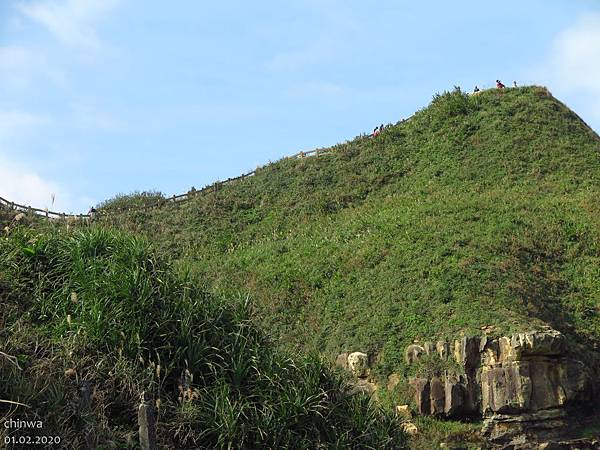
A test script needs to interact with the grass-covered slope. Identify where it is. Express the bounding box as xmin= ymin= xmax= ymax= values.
xmin=100 ymin=86 xmax=600 ymax=377
xmin=0 ymin=226 xmax=405 ymax=449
